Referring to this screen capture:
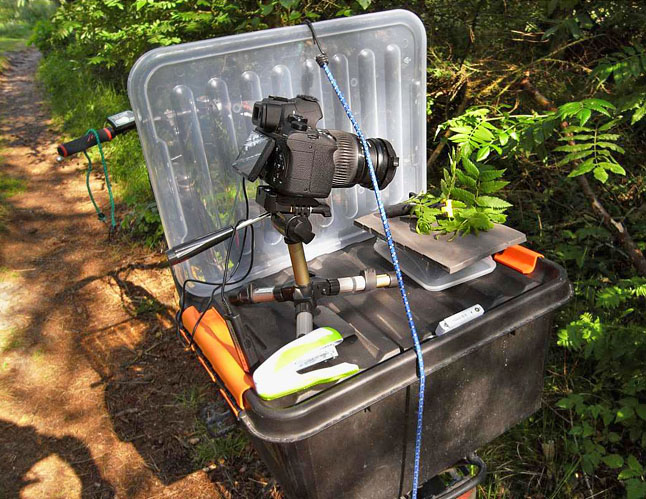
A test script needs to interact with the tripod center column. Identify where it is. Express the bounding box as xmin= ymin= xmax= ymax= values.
xmin=288 ymin=242 xmax=311 ymax=286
